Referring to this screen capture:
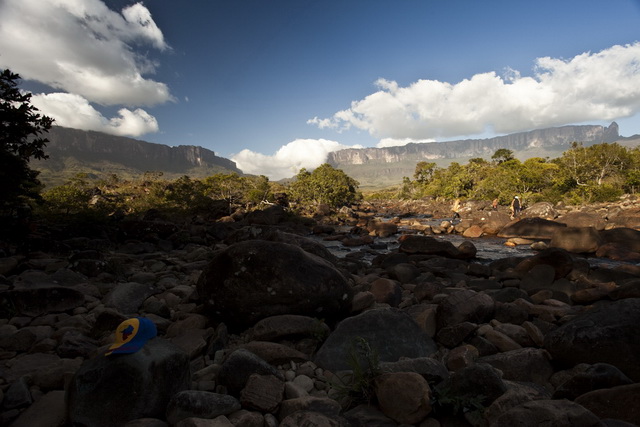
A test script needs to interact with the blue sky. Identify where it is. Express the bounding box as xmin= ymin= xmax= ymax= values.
xmin=1 ymin=0 xmax=640 ymax=179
